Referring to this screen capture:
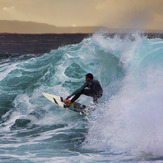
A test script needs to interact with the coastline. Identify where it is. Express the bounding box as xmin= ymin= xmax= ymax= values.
xmin=0 ymin=33 xmax=163 ymax=60
xmin=0 ymin=33 xmax=90 ymax=59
